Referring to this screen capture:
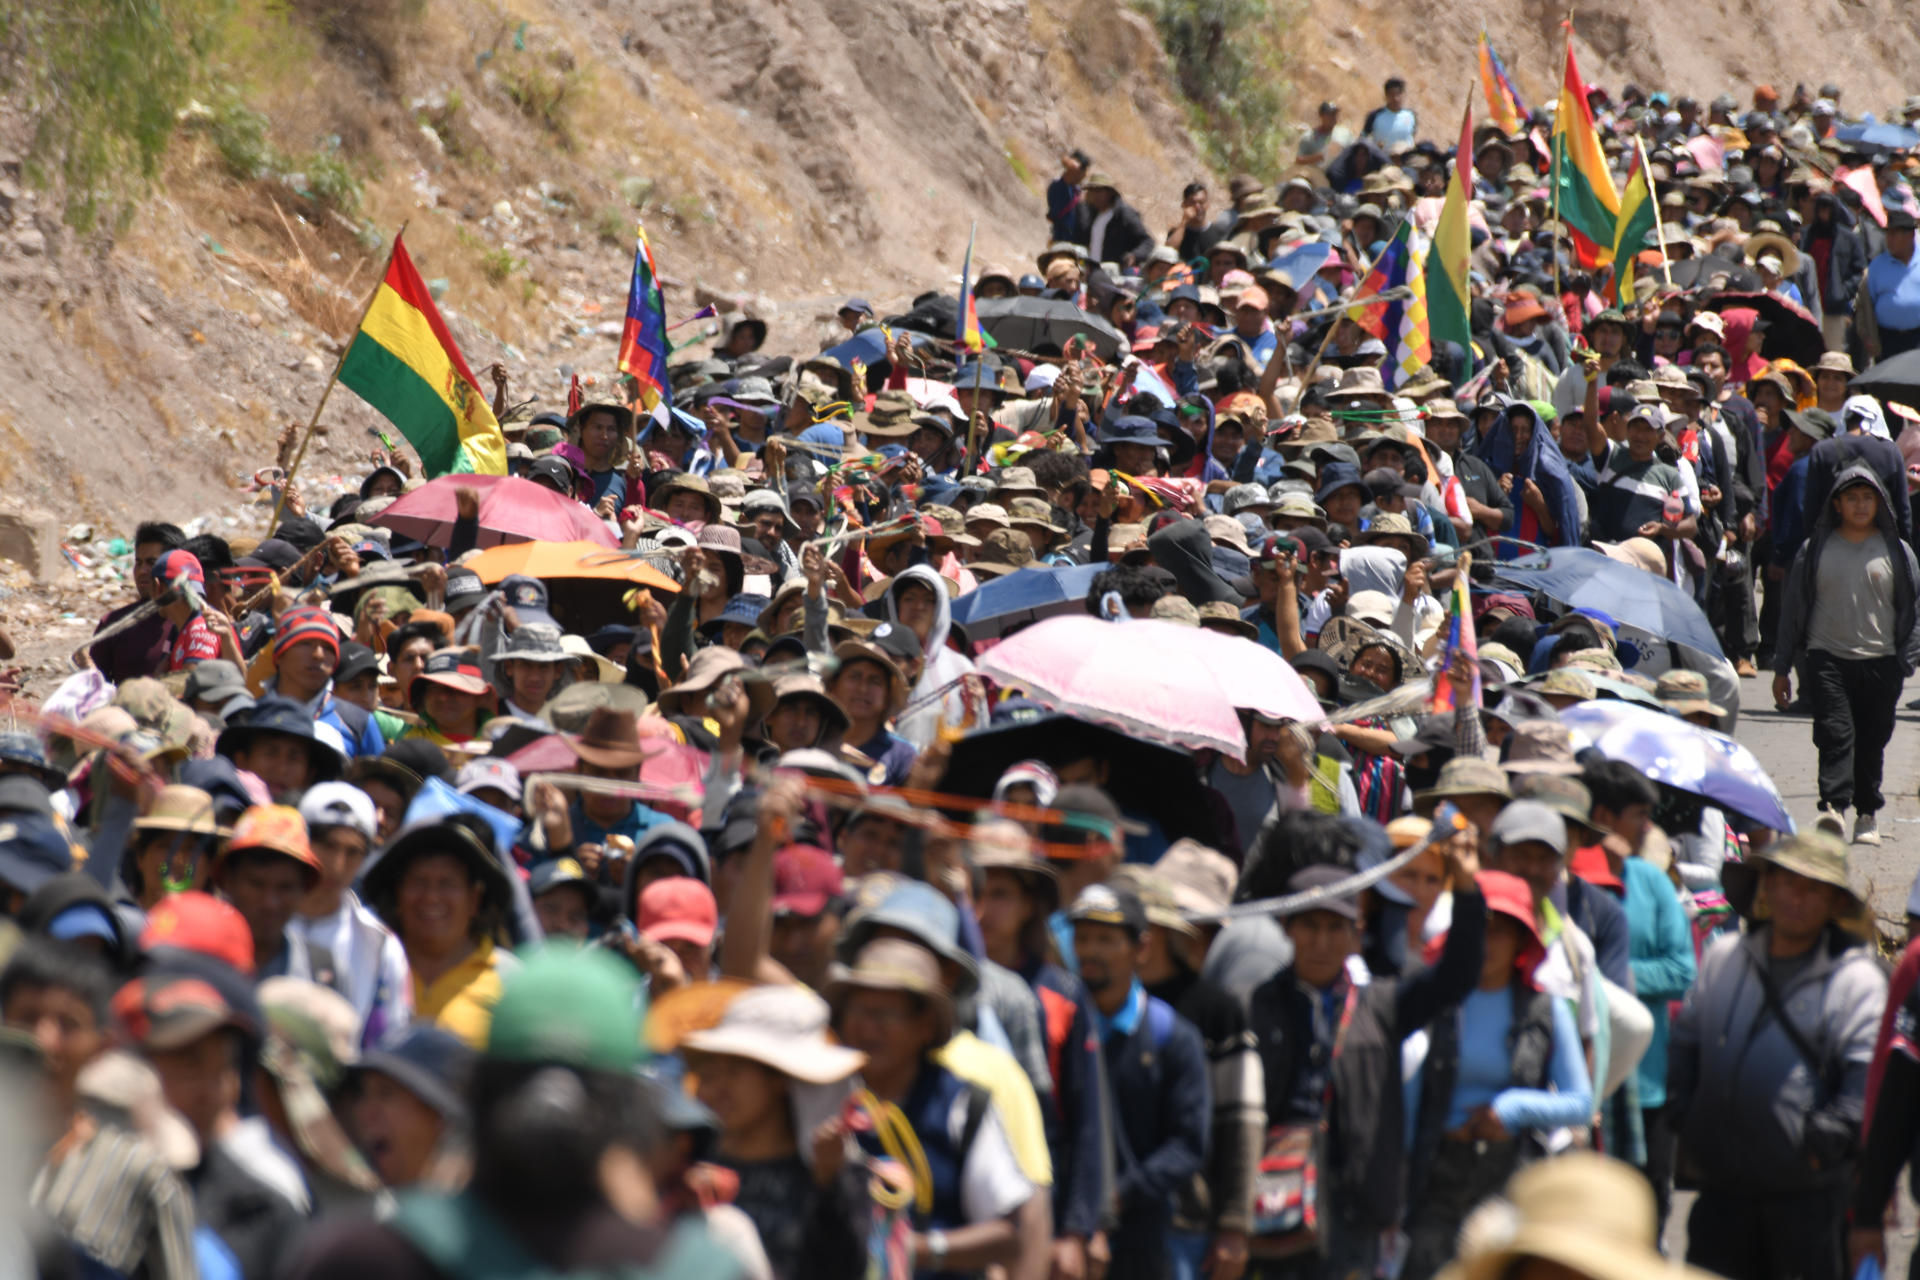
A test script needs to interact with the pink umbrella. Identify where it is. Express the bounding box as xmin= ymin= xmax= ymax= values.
xmin=370 ymin=474 xmax=617 ymax=549
xmin=975 ymin=616 xmax=1322 ymax=756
